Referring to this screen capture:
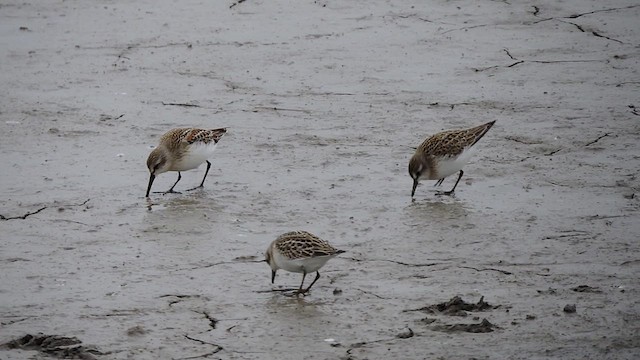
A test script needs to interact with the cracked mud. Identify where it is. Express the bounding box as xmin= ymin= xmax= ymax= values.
xmin=1 ymin=0 xmax=639 ymax=359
